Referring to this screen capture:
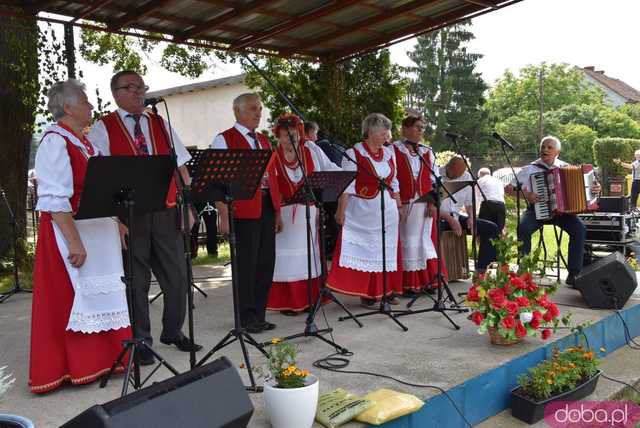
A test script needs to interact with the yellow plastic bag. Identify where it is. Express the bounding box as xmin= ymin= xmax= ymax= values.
xmin=355 ymin=388 xmax=424 ymax=425
xmin=315 ymin=388 xmax=373 ymax=428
